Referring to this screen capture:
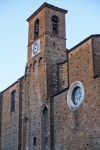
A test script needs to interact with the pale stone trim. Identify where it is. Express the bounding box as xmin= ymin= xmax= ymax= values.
xmin=67 ymin=81 xmax=85 ymax=111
